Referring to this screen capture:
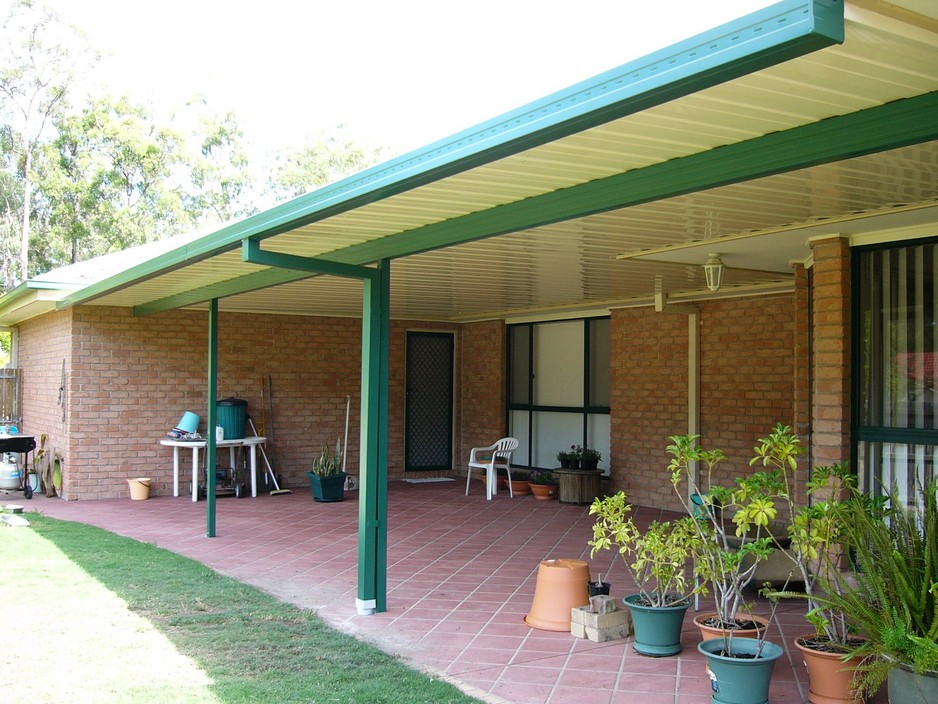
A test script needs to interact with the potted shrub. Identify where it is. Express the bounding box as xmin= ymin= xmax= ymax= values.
xmin=667 ymin=433 xmax=785 ymax=704
xmin=667 ymin=434 xmax=777 ymax=640
xmin=557 ymin=448 xmax=577 ymax=469
xmin=527 ymin=470 xmax=558 ymax=500
xmin=580 ymin=446 xmax=602 ymax=471
xmin=306 ymin=439 xmax=346 ymax=502
xmin=752 ymin=424 xmax=868 ymax=704
xmin=801 ymin=479 xmax=938 ymax=704
xmin=588 ymin=491 xmax=701 ymax=656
